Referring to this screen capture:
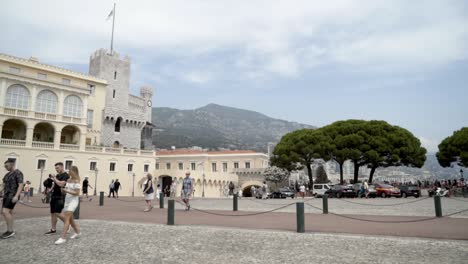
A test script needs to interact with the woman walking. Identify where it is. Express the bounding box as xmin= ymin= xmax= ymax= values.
xmin=55 ymin=166 xmax=81 ymax=245
xmin=142 ymin=174 xmax=154 ymax=212
xmin=22 ymin=181 xmax=31 ymax=202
